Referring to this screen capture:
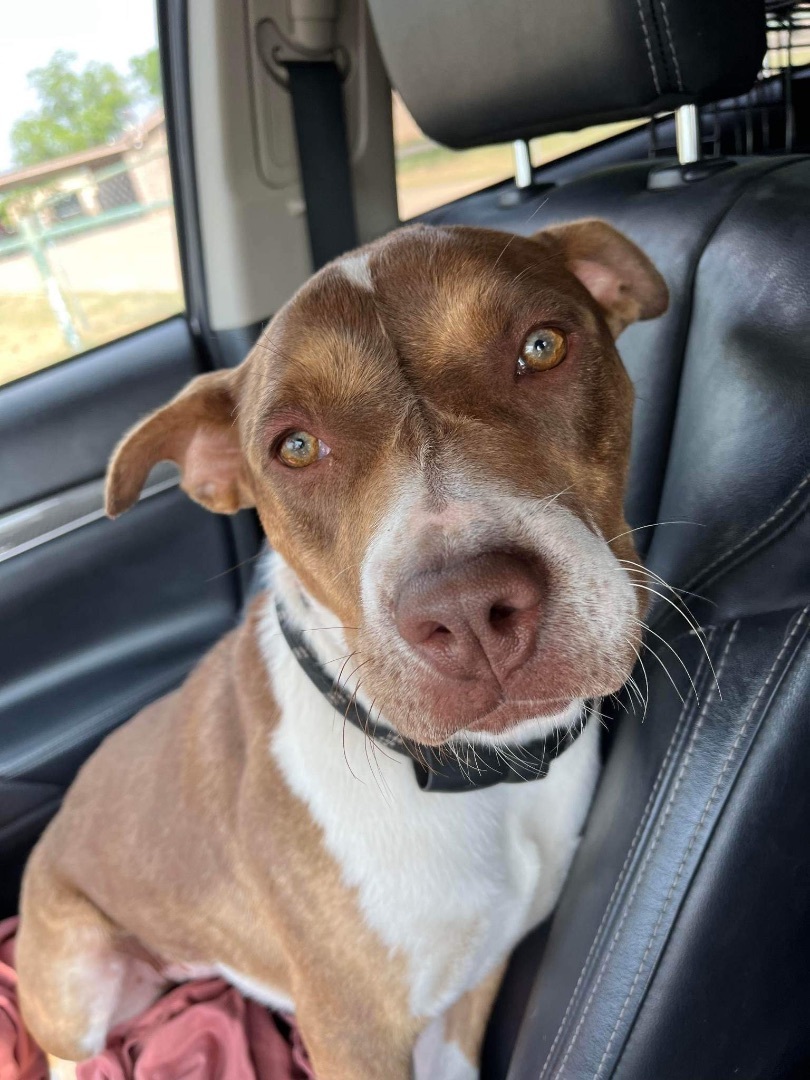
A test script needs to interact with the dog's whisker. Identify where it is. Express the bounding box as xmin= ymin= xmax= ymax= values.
xmin=339 ymin=663 xmax=376 ymax=786
xmin=204 ymin=550 xmax=265 ymax=583
xmin=619 ymin=634 xmax=649 ymax=720
xmin=323 ymin=652 xmax=354 ymax=666
xmin=624 ymin=670 xmax=645 ymax=715
xmin=253 ymin=335 xmax=302 ymax=367
xmin=629 ymin=582 xmax=721 ymax=698
xmin=585 ymin=702 xmax=610 ymax=733
xmin=630 ymin=627 xmax=686 ymax=705
xmin=612 ymin=560 xmax=715 ymax=681
xmin=633 ymin=647 xmax=651 ymax=721
xmin=352 ymin=681 xmax=383 ymax=794
xmin=618 ymin=625 xmax=668 ymax=716
xmin=536 ymin=486 xmax=574 ymax=513
xmin=606 ymin=520 xmax=704 ymax=545
xmin=631 ymin=616 xmax=700 ymax=705
xmin=333 ymin=651 xmax=358 ymax=694
xmin=364 ymin=696 xmax=396 ymax=803
xmin=618 ymin=559 xmax=714 ymax=607
xmin=491 ymin=197 xmax=557 ymax=274
xmin=341 ymin=709 xmax=364 ymax=785
xmin=608 ymin=690 xmax=634 ymax=717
